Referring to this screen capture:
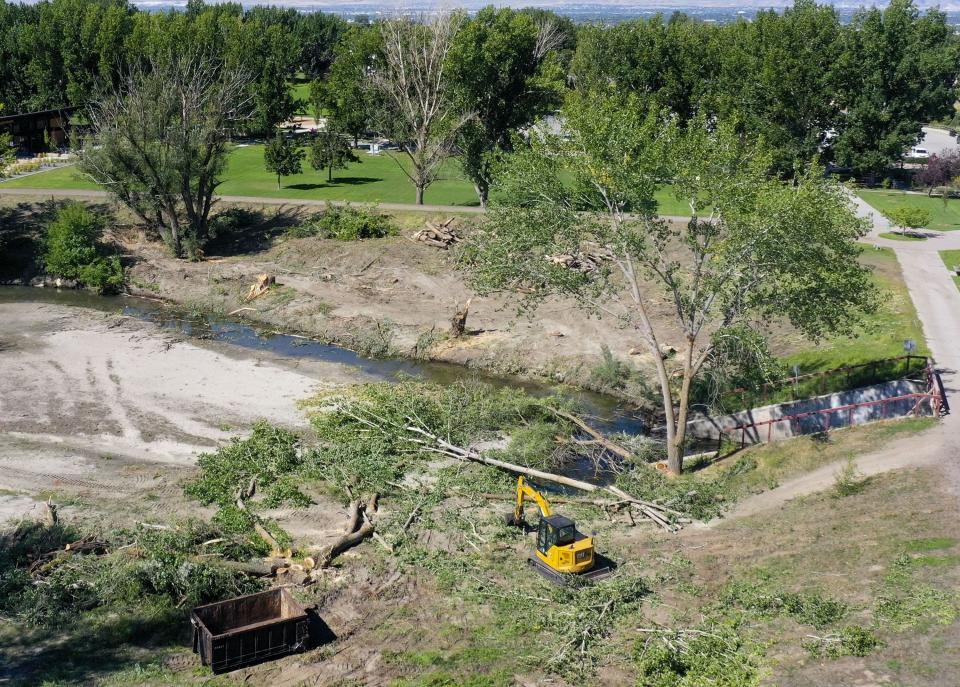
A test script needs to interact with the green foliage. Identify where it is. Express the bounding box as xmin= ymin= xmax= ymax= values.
xmin=447 ymin=5 xmax=563 ymax=205
xmin=43 ymin=202 xmax=124 ymax=293
xmin=288 ymin=203 xmax=397 ymax=240
xmin=833 ymin=458 xmax=868 ymax=497
xmin=614 ymin=464 xmax=730 ymax=522
xmin=803 ymin=625 xmax=883 ymax=659
xmin=882 ymin=204 xmax=933 ymax=232
xmin=634 ymin=619 xmax=763 ymax=687
xmin=721 ymin=579 xmax=849 ymax=629
xmin=186 ymin=422 xmax=308 ymax=510
xmin=588 ymin=344 xmax=634 ymax=392
xmin=0 ymin=519 xmax=262 ymax=628
xmin=874 ymin=554 xmax=959 ymax=631
xmin=309 ymin=130 xmax=360 ymax=182
xmin=264 ymin=133 xmax=305 ymax=189
xmin=304 ymin=379 xmax=573 ymax=498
